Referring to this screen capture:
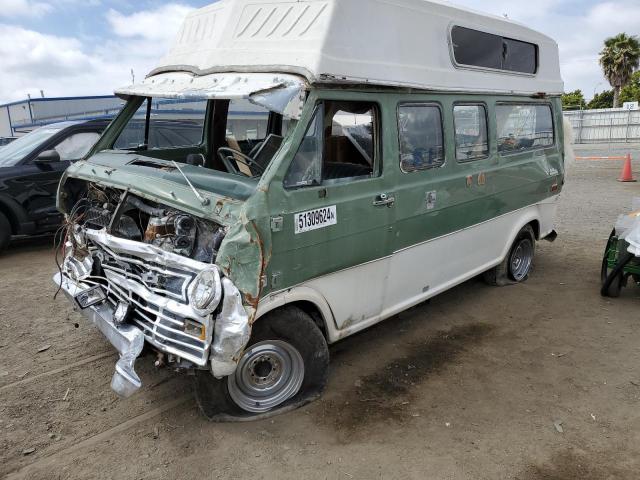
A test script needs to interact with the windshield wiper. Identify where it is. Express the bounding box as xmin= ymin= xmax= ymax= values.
xmin=172 ymin=160 xmax=210 ymax=206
